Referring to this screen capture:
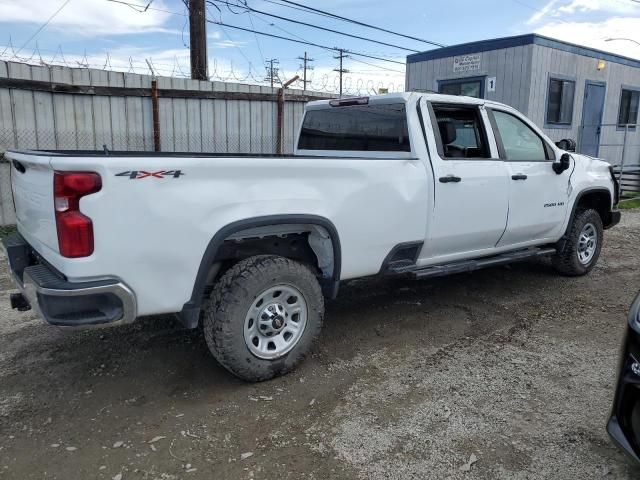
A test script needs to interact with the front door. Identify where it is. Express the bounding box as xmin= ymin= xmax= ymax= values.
xmin=580 ymin=82 xmax=606 ymax=157
xmin=489 ymin=109 xmax=571 ymax=247
xmin=419 ymin=101 xmax=509 ymax=262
